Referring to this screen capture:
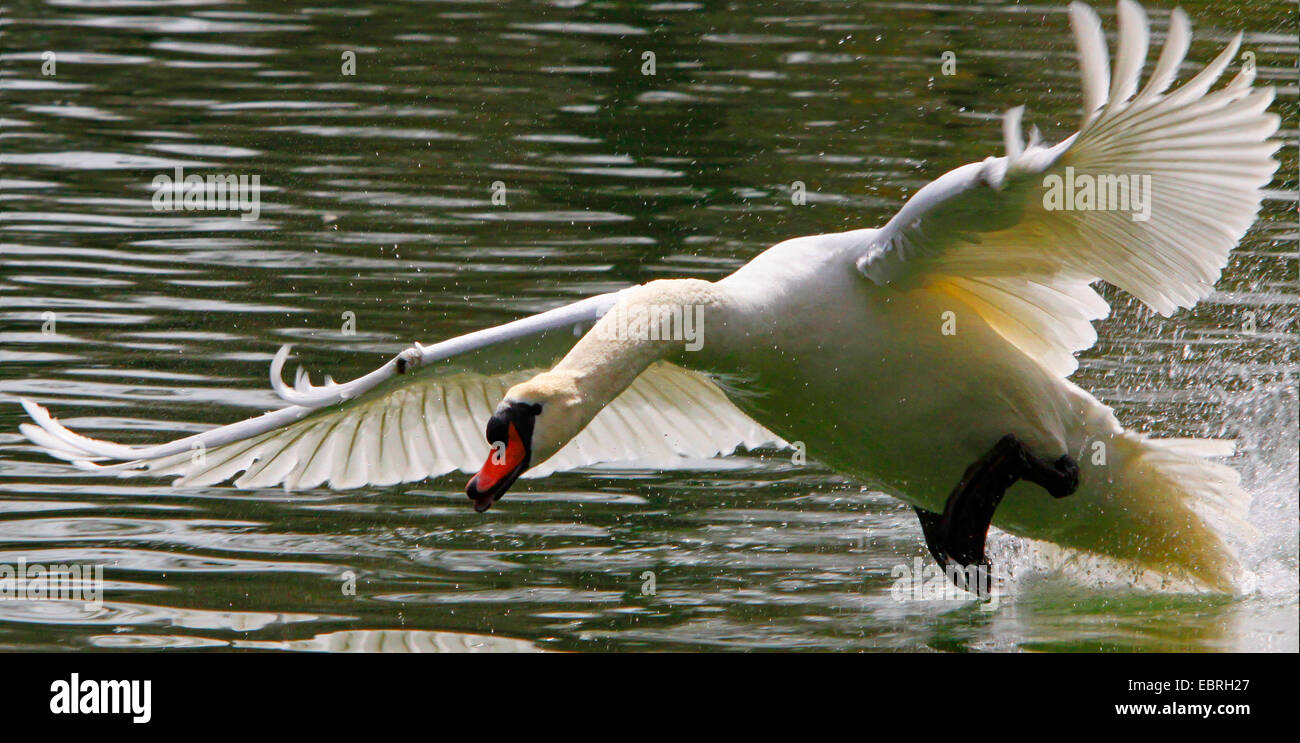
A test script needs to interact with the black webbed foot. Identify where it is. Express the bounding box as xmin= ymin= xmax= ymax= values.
xmin=914 ymin=434 xmax=1079 ymax=597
